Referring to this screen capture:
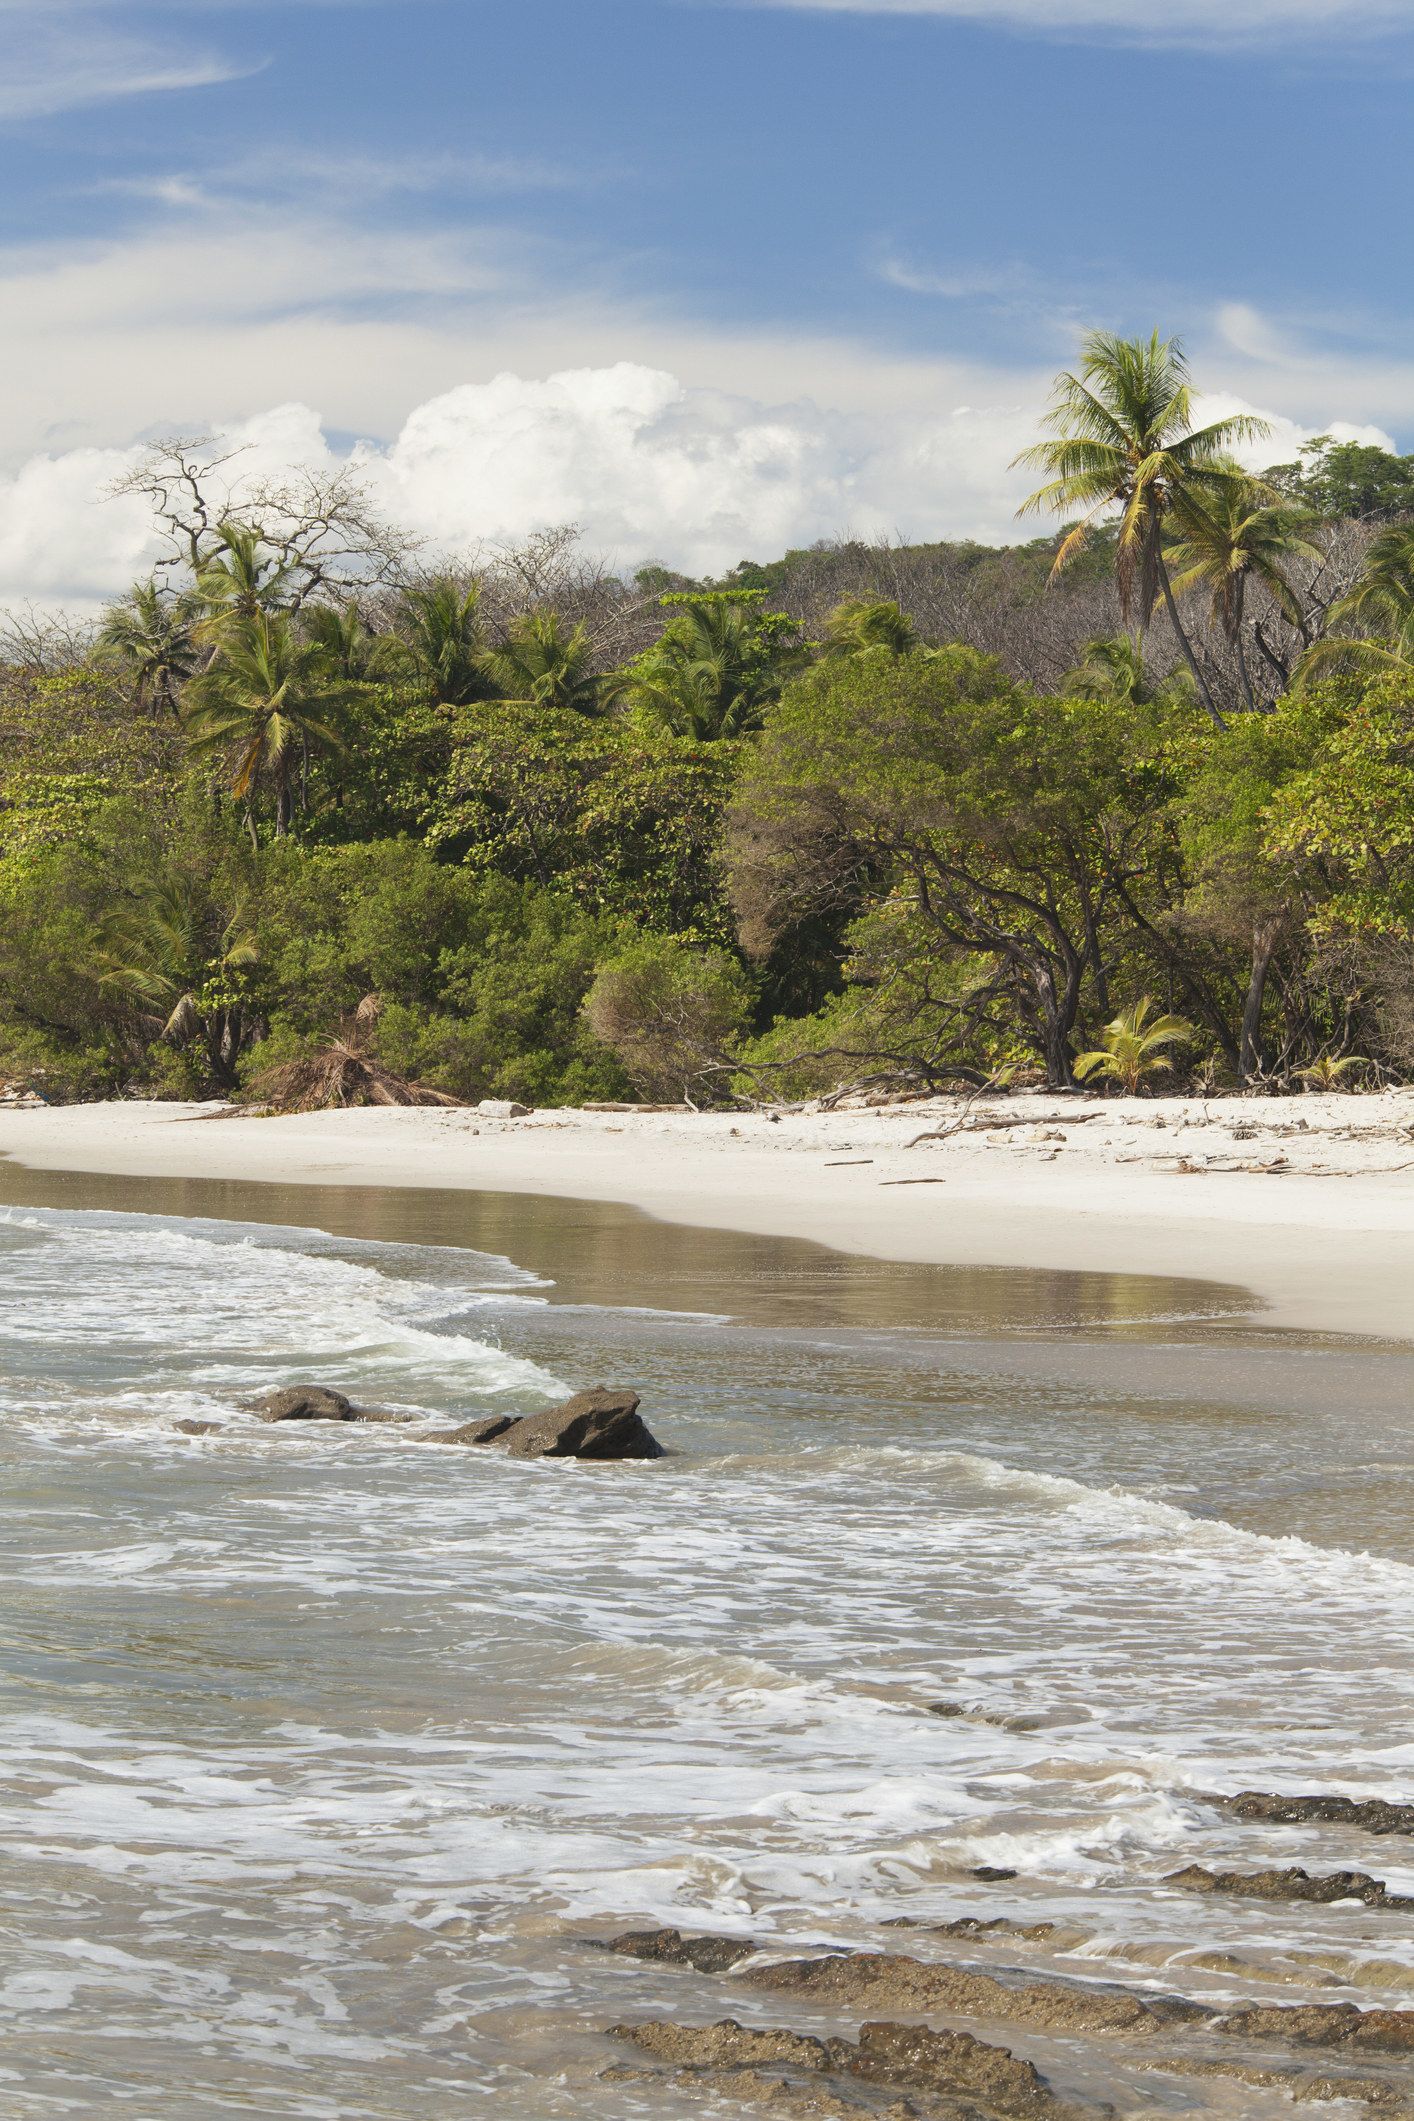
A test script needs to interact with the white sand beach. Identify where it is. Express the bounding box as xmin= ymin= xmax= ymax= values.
xmin=3 ymin=1087 xmax=1413 ymax=1341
